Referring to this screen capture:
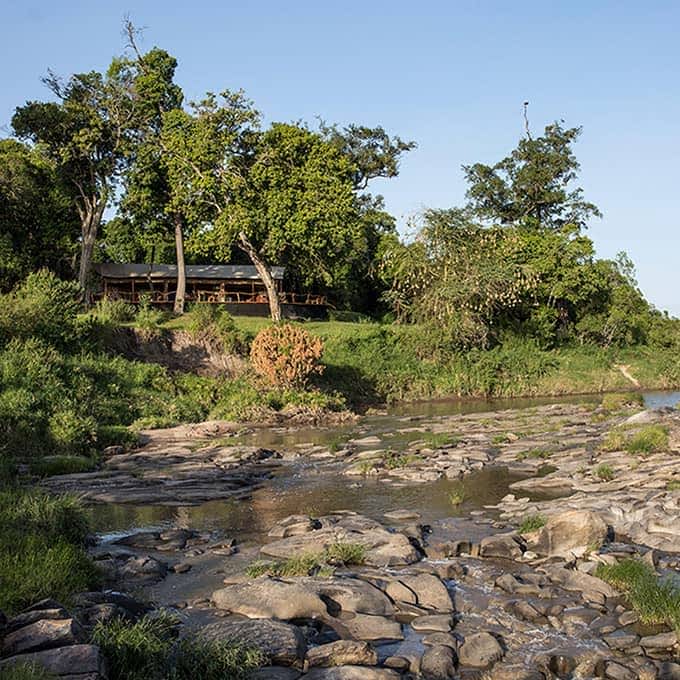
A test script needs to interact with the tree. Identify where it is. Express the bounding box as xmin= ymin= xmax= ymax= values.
xmin=12 ymin=67 xmax=134 ymax=293
xmin=463 ymin=122 xmax=601 ymax=230
xmin=0 ymin=139 xmax=79 ymax=289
